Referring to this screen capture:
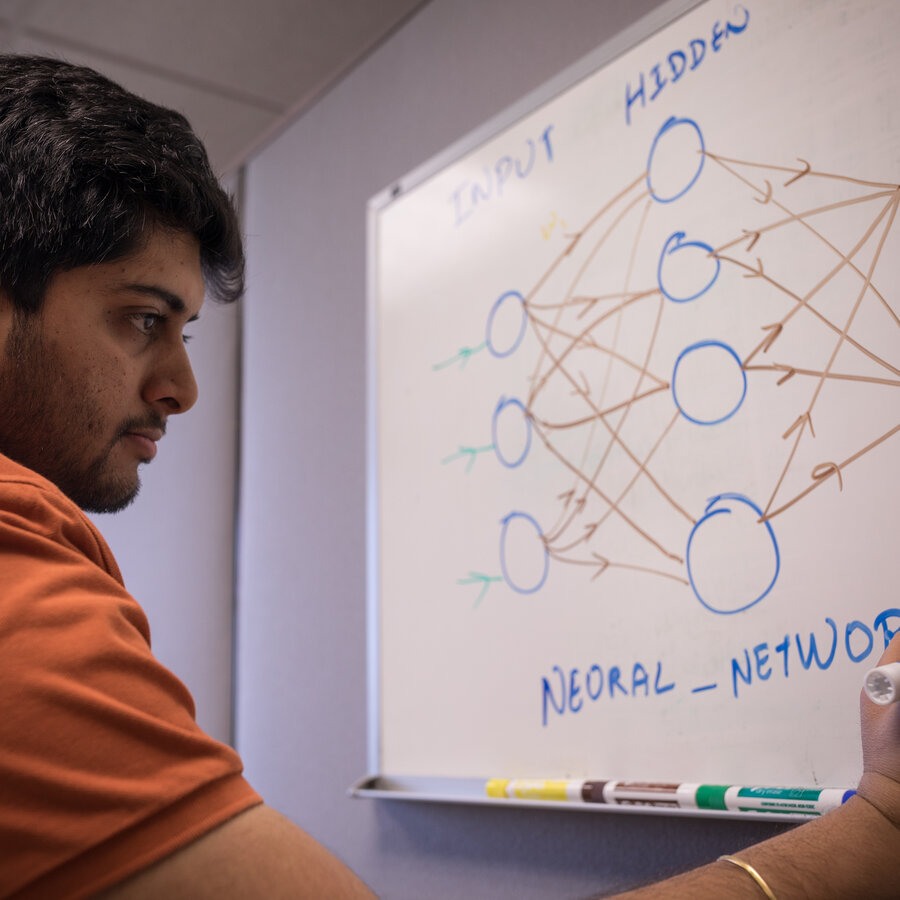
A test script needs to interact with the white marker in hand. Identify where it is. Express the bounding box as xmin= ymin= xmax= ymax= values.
xmin=864 ymin=663 xmax=900 ymax=705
